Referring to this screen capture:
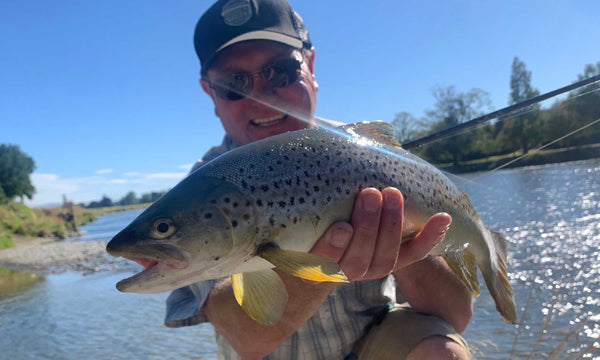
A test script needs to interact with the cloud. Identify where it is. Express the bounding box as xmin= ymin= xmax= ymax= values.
xmin=26 ymin=171 xmax=186 ymax=207
xmin=96 ymin=169 xmax=113 ymax=174
xmin=179 ymin=164 xmax=194 ymax=171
